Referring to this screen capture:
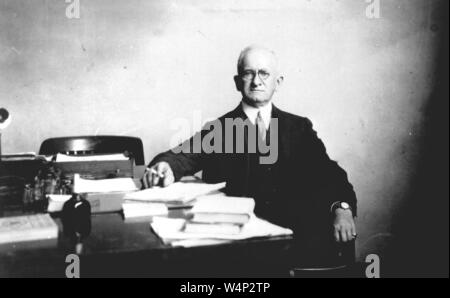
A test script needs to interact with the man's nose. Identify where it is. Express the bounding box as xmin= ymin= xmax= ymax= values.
xmin=251 ymin=73 xmax=263 ymax=86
